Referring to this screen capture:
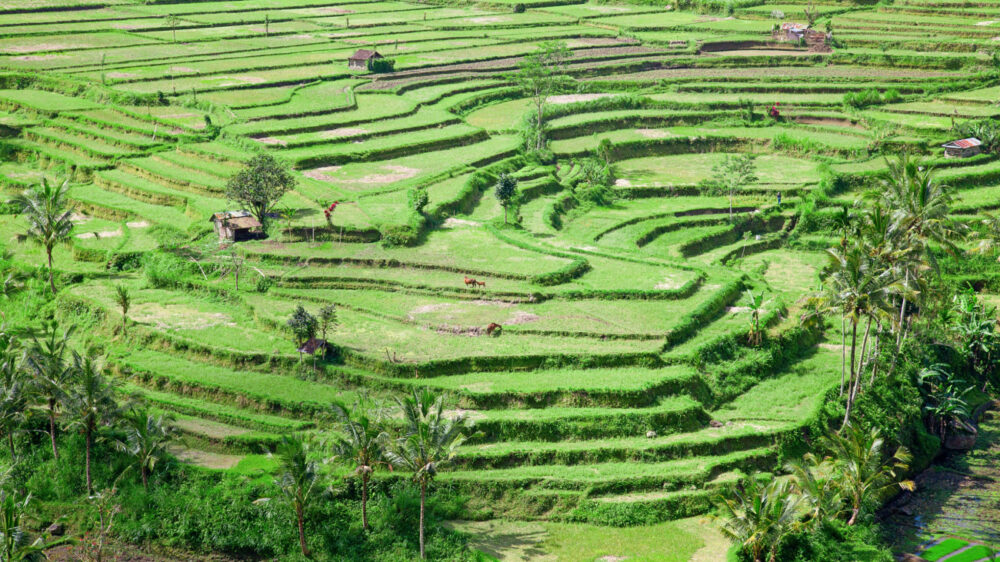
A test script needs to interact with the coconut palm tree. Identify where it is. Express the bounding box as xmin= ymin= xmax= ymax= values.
xmin=113 ymin=408 xmax=178 ymax=490
xmin=24 ymin=320 xmax=75 ymax=460
xmin=0 ymin=332 xmax=27 ymax=460
xmin=821 ymin=425 xmax=914 ymax=526
xmin=823 ymin=246 xmax=899 ymax=427
xmin=786 ymin=453 xmax=843 ymax=527
xmin=744 ymin=289 xmax=767 ymax=346
xmin=385 ymin=389 xmax=471 ymax=559
xmin=9 ymin=179 xmax=75 ymax=295
xmin=64 ymin=353 xmax=120 ymax=494
xmin=114 ymin=285 xmax=130 ymax=336
xmin=330 ymin=396 xmax=388 ymax=532
xmin=270 ymin=434 xmax=322 ymax=558
xmin=713 ymin=477 xmax=802 ymax=562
